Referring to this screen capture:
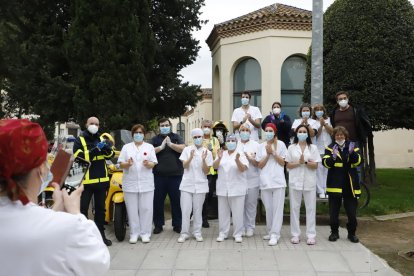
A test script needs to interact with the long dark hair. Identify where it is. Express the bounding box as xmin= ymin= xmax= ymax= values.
xmin=293 ymin=124 xmax=312 ymax=145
